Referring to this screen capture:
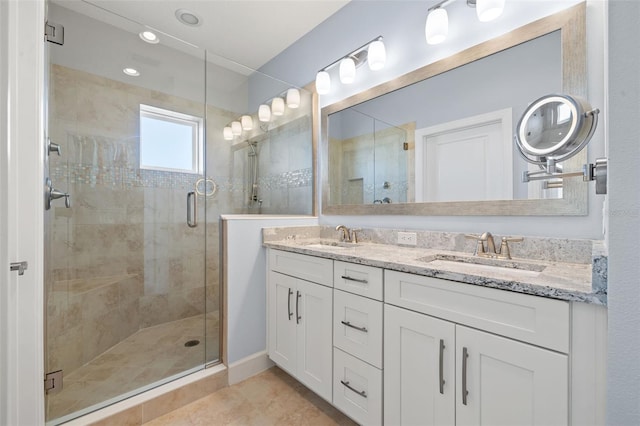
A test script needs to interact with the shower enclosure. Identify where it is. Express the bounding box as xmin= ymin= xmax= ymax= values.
xmin=44 ymin=2 xmax=313 ymax=424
